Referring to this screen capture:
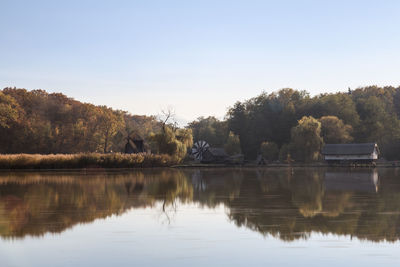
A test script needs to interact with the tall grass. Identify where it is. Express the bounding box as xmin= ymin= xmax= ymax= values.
xmin=0 ymin=153 xmax=180 ymax=169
